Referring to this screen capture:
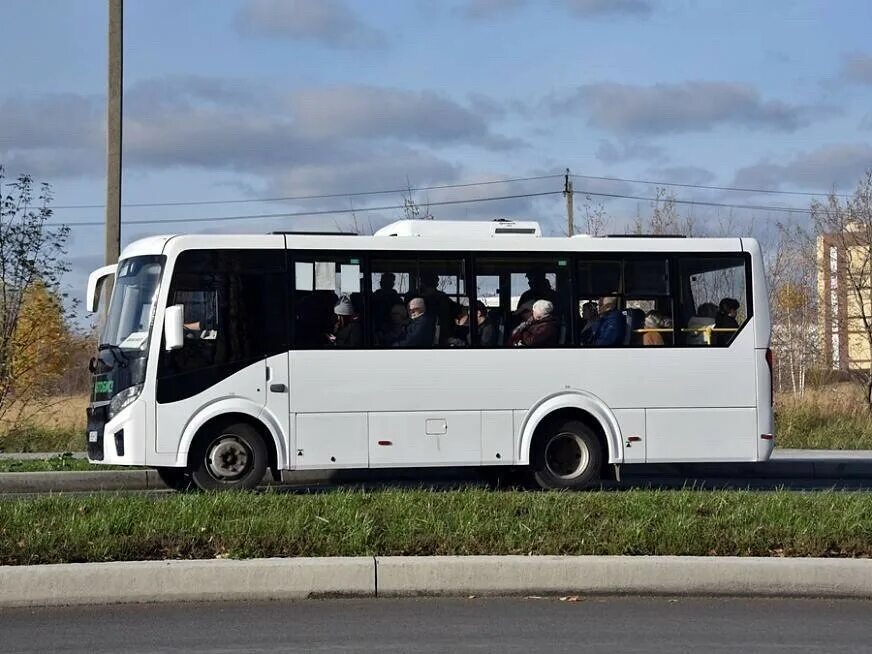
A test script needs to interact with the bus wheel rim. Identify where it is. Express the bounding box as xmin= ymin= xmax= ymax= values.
xmin=544 ymin=432 xmax=589 ymax=480
xmin=206 ymin=436 xmax=251 ymax=481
